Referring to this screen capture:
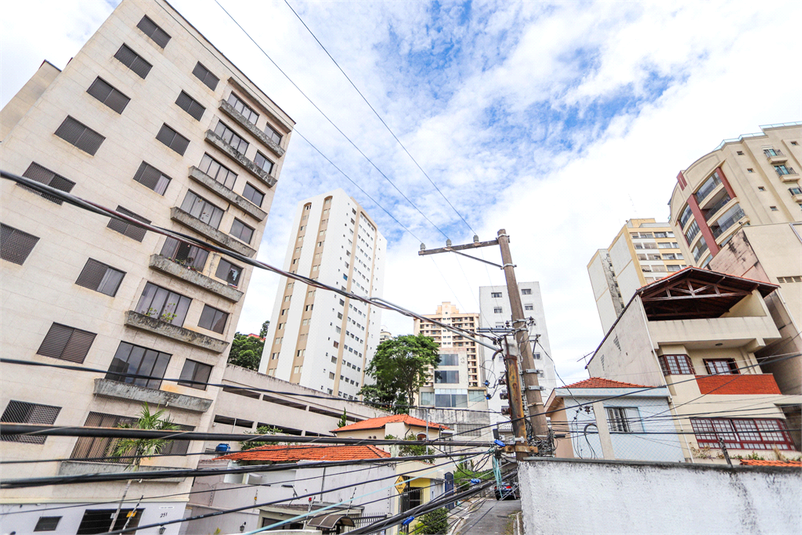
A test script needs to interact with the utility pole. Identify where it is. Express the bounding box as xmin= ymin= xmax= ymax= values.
xmin=418 ymin=230 xmax=548 ymax=458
